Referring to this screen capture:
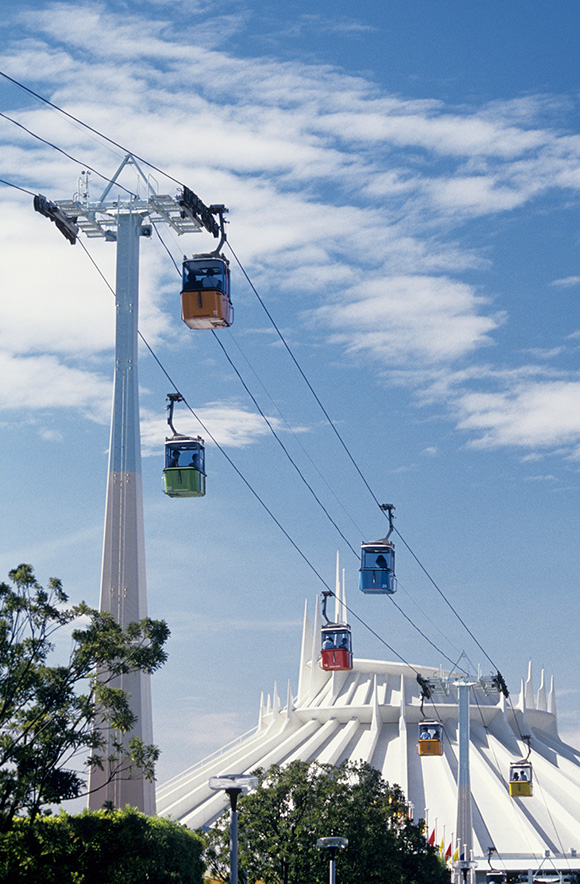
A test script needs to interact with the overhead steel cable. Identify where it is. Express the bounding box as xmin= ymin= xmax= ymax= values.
xmin=0 ymin=70 xmax=183 ymax=191
xmin=154 ymin=221 xmax=364 ymax=558
xmin=0 ymin=110 xmax=137 ymax=198
xmin=392 ymin=526 xmax=499 ymax=673
xmin=149 ymin=225 xmax=468 ymax=669
xmin=77 ymin=239 xmax=332 ymax=594
xmin=210 ymin=330 xmax=361 ymax=559
xmin=226 ymin=240 xmax=386 ymax=511
xmin=227 ymin=238 xmax=503 ymax=677
xmin=76 ymin=236 xmax=427 ymax=677
xmin=0 ymin=177 xmax=36 ymax=197
xmin=1 ymin=76 xmax=504 ymax=680
xmin=387 ymin=594 xmax=460 ymax=671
